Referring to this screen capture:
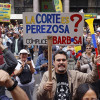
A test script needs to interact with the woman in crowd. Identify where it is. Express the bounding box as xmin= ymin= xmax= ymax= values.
xmin=76 ymin=44 xmax=94 ymax=73
xmin=74 ymin=83 xmax=99 ymax=100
